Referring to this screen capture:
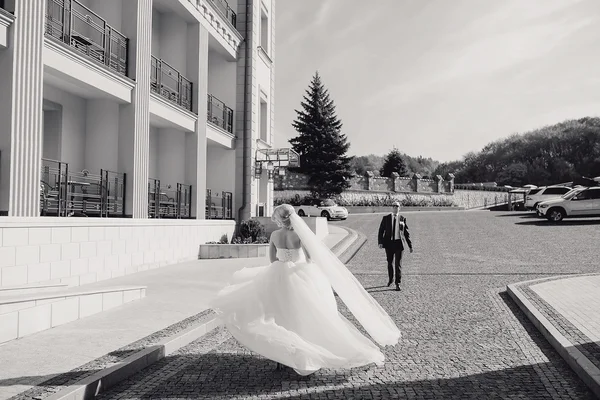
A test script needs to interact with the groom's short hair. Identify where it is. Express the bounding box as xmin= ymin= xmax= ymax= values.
xmin=392 ymin=201 xmax=401 ymax=207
